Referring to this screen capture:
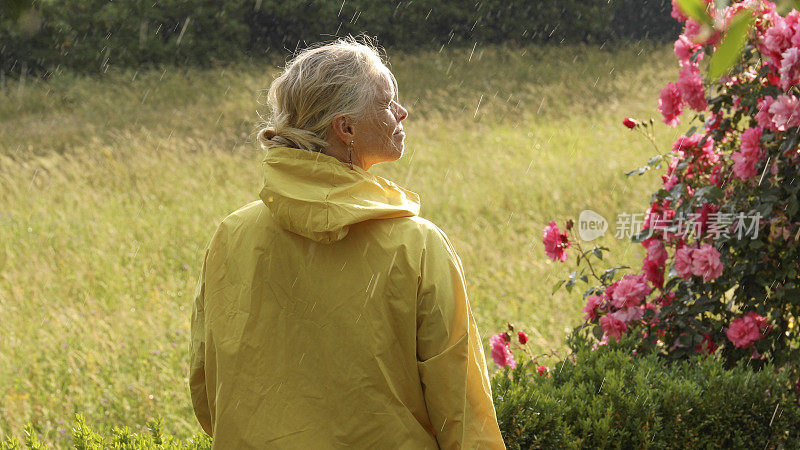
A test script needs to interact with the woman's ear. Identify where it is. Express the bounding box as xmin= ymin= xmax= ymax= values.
xmin=331 ymin=114 xmax=354 ymax=144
